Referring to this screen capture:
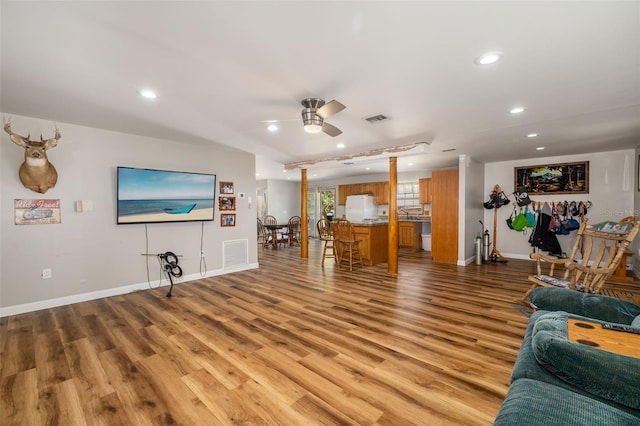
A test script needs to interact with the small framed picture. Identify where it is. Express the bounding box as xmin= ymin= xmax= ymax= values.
xmin=220 ymin=181 xmax=234 ymax=194
xmin=219 ymin=196 xmax=236 ymax=211
xmin=221 ymin=213 xmax=236 ymax=227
